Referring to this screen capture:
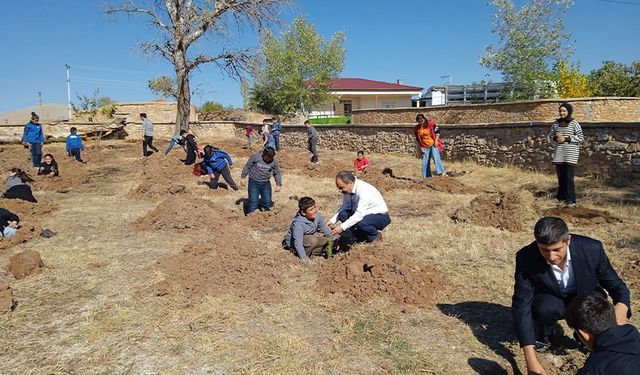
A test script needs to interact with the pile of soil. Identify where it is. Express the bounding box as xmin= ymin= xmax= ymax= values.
xmin=127 ymin=181 xmax=188 ymax=200
xmin=132 ymin=196 xmax=240 ymax=232
xmin=156 ymin=234 xmax=294 ymax=301
xmin=10 ymin=250 xmax=44 ymax=279
xmin=451 ymin=191 xmax=536 ymax=232
xmin=364 ymin=169 xmax=479 ymax=195
xmin=317 ymin=245 xmax=446 ymax=306
xmin=541 ymin=206 xmax=623 ymax=226
xmin=0 ymin=200 xmax=57 ymax=251
xmin=277 ymin=151 xmax=354 ymax=179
